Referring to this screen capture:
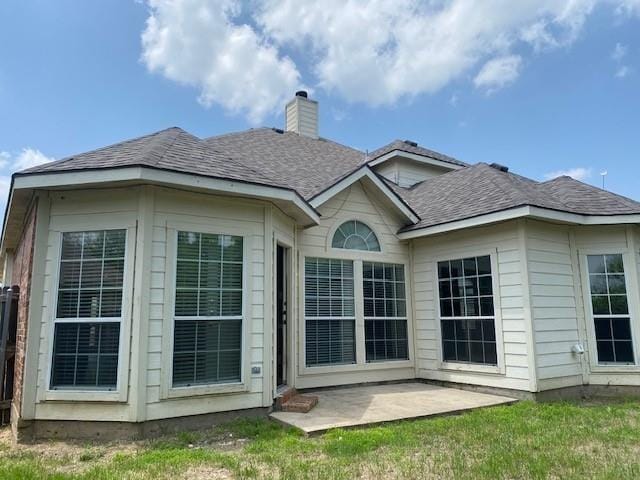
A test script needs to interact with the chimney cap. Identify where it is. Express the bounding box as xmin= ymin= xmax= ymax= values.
xmin=295 ymin=90 xmax=308 ymax=98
